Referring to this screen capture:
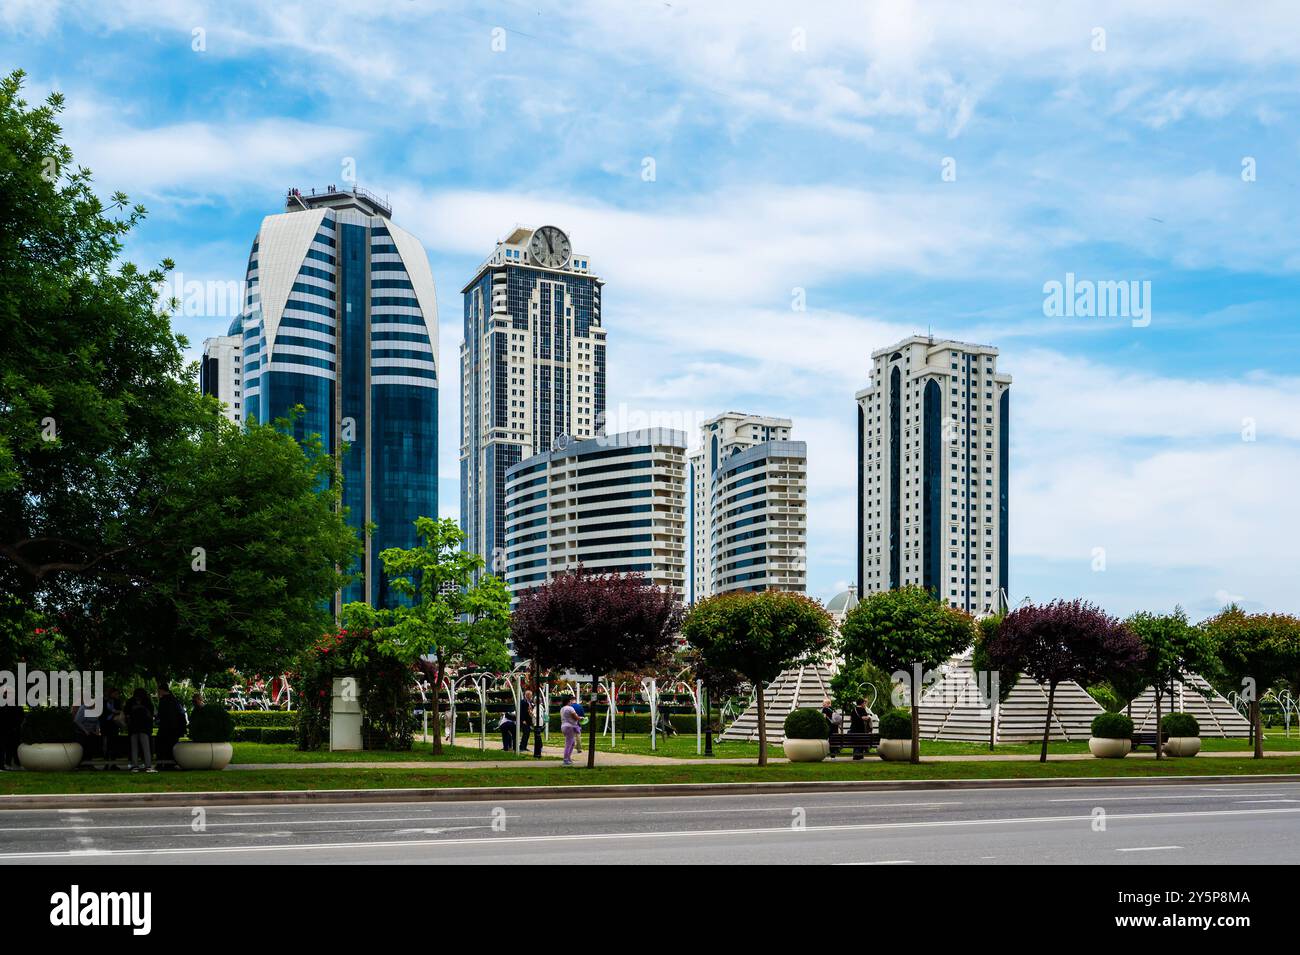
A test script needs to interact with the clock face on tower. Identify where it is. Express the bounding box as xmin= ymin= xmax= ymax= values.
xmin=528 ymin=225 xmax=571 ymax=270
